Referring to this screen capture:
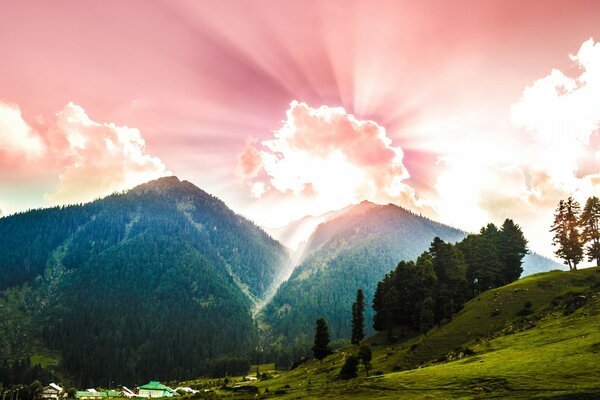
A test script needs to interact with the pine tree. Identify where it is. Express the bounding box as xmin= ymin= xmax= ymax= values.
xmin=551 ymin=197 xmax=584 ymax=270
xmin=312 ymin=318 xmax=332 ymax=362
xmin=351 ymin=289 xmax=365 ymax=345
xmin=581 ymin=196 xmax=600 ymax=267
xmin=497 ymin=219 xmax=528 ymax=284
